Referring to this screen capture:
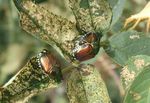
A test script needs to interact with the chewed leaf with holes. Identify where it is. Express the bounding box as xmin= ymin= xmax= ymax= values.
xmin=121 ymin=55 xmax=150 ymax=90
xmin=14 ymin=0 xmax=79 ymax=61
xmin=66 ymin=64 xmax=111 ymax=103
xmin=1 ymin=54 xmax=62 ymax=102
xmin=69 ymin=0 xmax=112 ymax=33
xmin=105 ymin=30 xmax=150 ymax=65
xmin=123 ymin=65 xmax=150 ymax=103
